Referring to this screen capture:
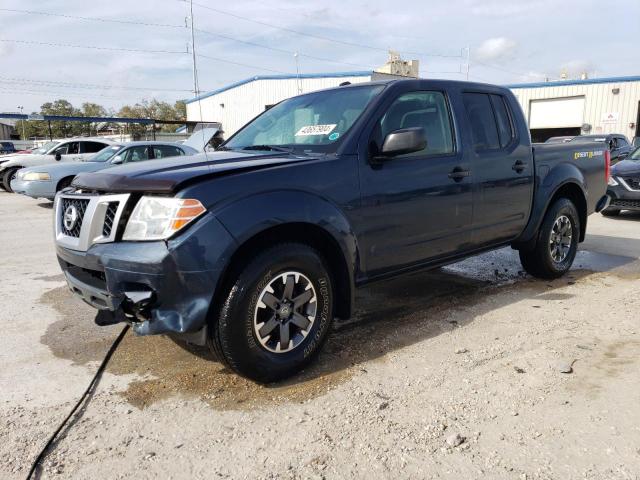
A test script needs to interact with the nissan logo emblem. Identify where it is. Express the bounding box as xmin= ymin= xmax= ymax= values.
xmin=63 ymin=205 xmax=79 ymax=231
